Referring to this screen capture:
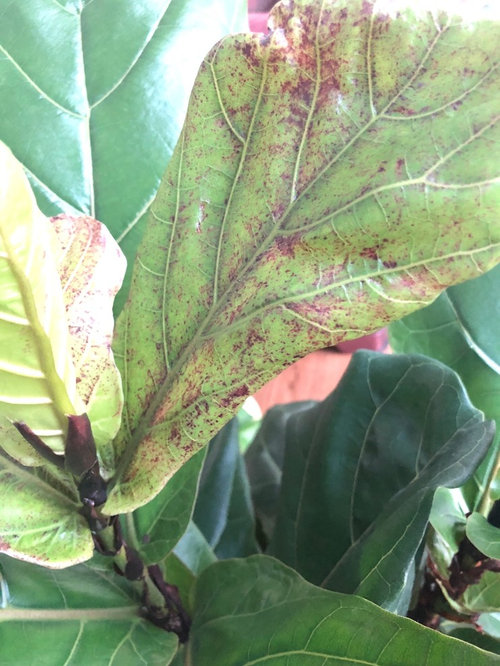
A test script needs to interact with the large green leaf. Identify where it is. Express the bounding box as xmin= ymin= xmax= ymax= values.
xmin=108 ymin=0 xmax=500 ymax=514
xmin=268 ymin=352 xmax=494 ymax=612
xmin=245 ymin=402 xmax=314 ymax=545
xmin=0 ymin=554 xmax=178 ymax=665
xmin=185 ymin=555 xmax=499 ymax=665
xmin=390 ymin=265 xmax=500 ymax=510
xmin=193 ymin=419 xmax=258 ymax=559
xmin=0 ymin=454 xmax=93 ymax=567
xmin=0 ymin=0 xmax=248 ymax=310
